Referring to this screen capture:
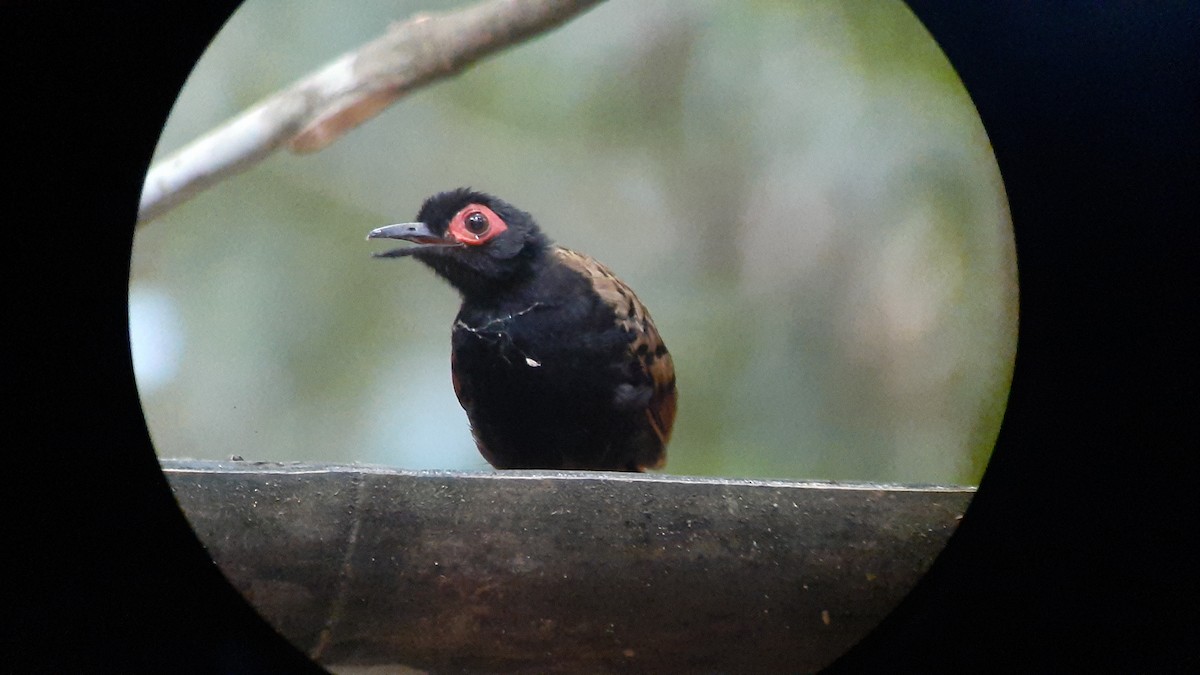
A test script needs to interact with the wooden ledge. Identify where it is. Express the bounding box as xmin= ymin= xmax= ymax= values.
xmin=162 ymin=459 xmax=972 ymax=673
